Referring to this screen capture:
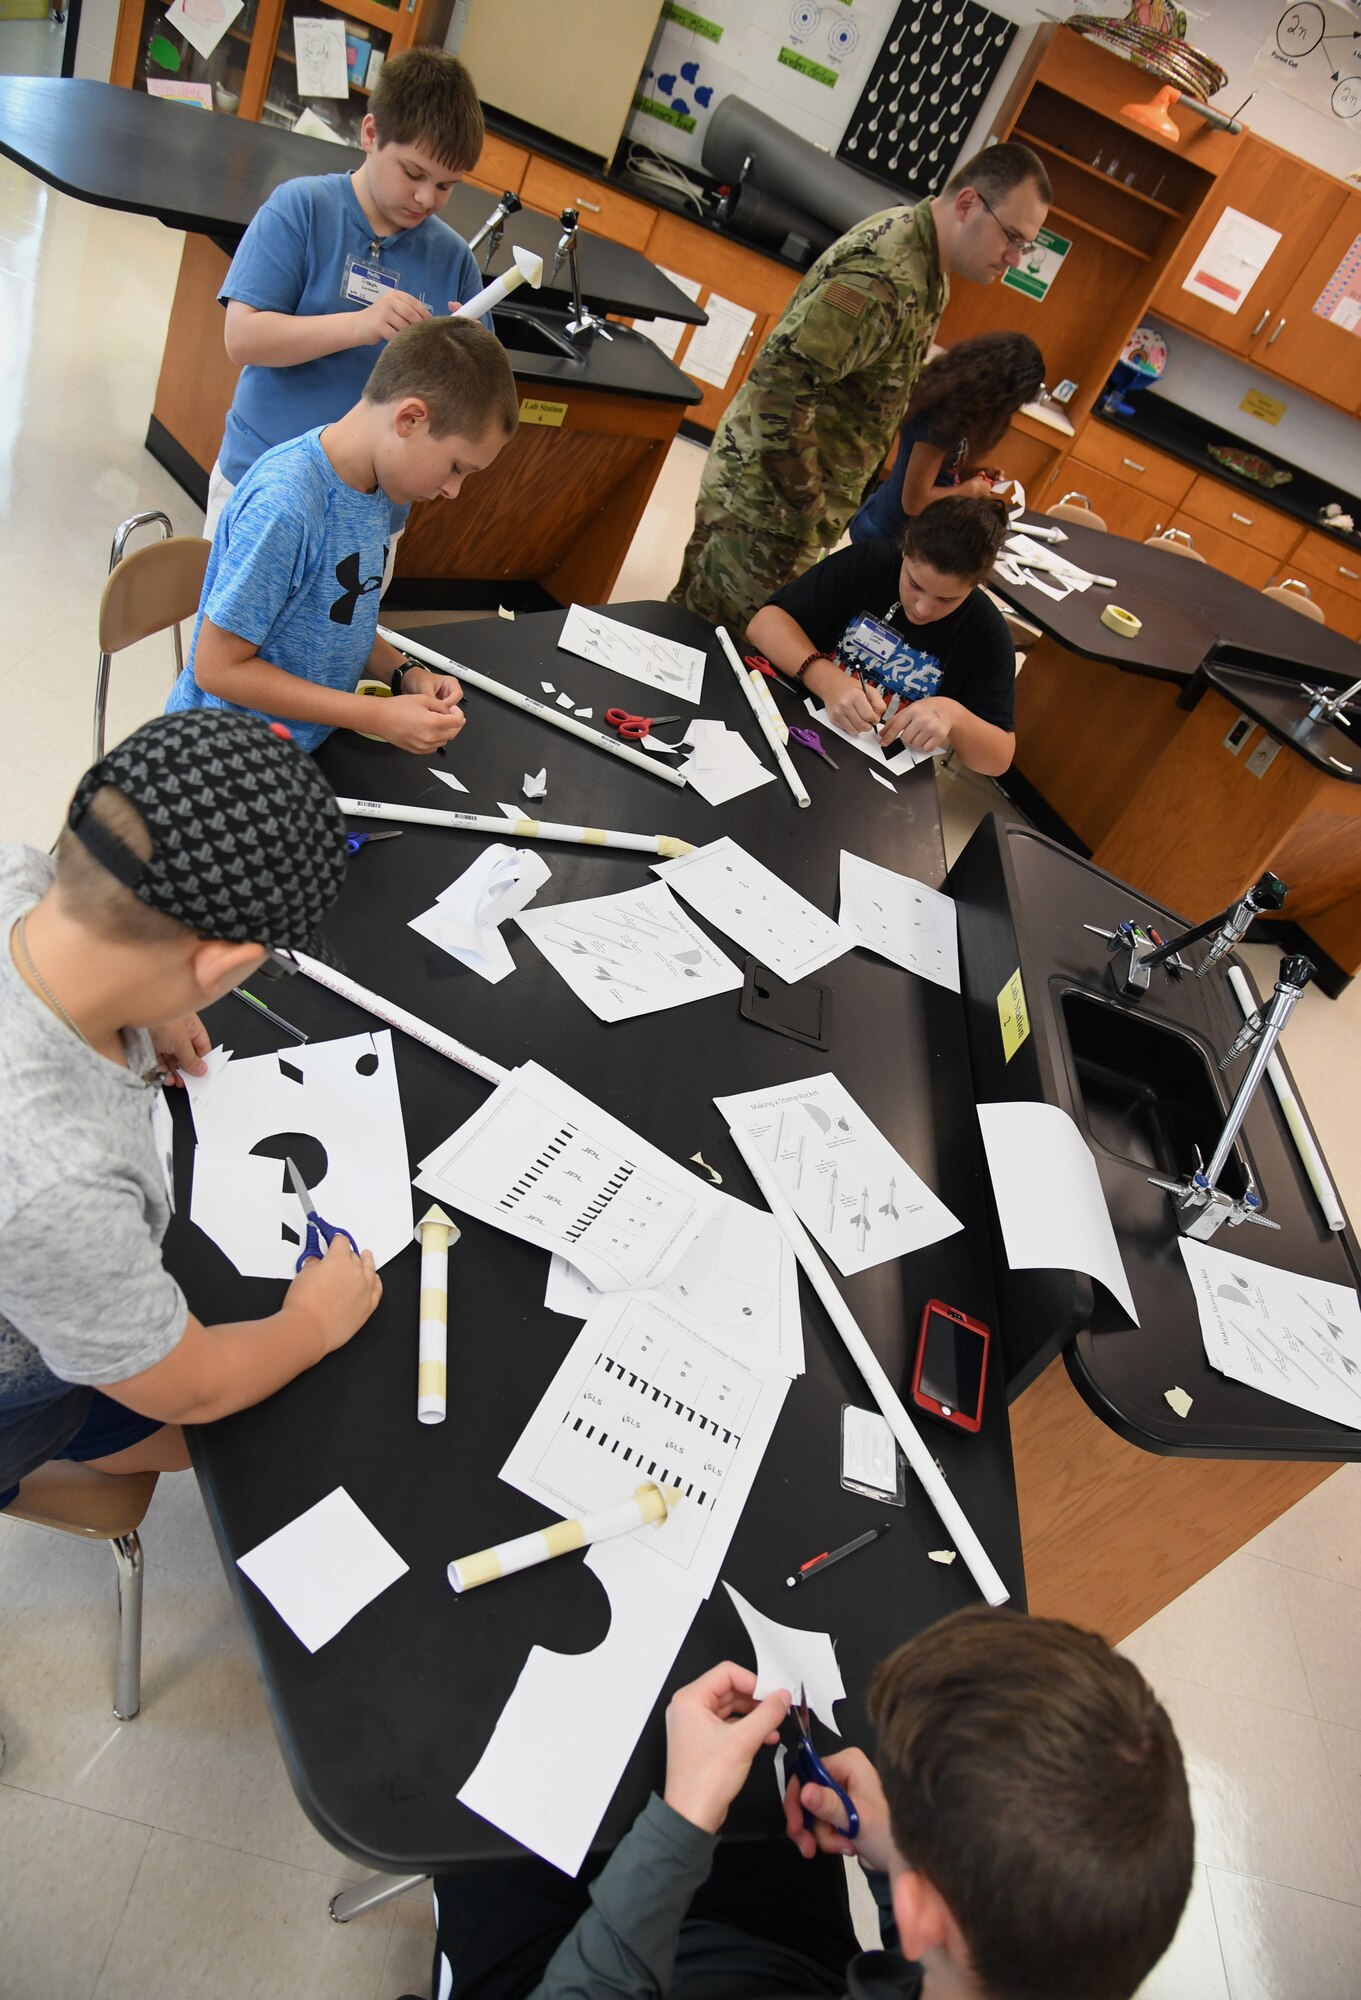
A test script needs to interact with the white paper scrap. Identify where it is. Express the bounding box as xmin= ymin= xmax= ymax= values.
xmin=237 ymin=1487 xmax=408 ymax=1652
xmin=690 ymin=1152 xmax=722 ymax=1185
xmin=499 ymin=606 xmax=515 ymax=621
xmin=654 ymin=837 xmax=850 ymax=985
xmin=575 ymin=707 xmax=592 ymax=719
xmin=1177 ymin=1240 xmax=1361 ymax=1431
xmin=869 ymin=769 xmax=898 ymax=793
xmin=541 ymin=682 xmax=556 ymax=695
xmin=416 ymin=1060 xmax=719 ymax=1292
xmin=429 ymin=766 xmax=469 ymax=795
xmin=678 ymin=721 xmax=774 ymax=807
xmin=523 ymin=769 xmax=547 ymax=800
xmin=724 ymin=1583 xmax=845 ymax=1734
xmin=804 ymin=700 xmax=930 ymax=773
xmin=976 ymin=1101 xmax=1138 ymax=1323
xmin=186 ymin=1032 xmax=411 ymax=1278
xmin=500 ymin=1292 xmax=790 ymax=1596
xmin=515 ymin=879 xmax=742 ymax=1023
xmin=409 ymin=843 xmax=549 ymax=985
xmin=458 ymin=1534 xmax=700 ymax=1876
xmin=838 ymin=851 xmax=960 ymax=992
xmin=559 ymin=604 xmax=705 ymax=705
xmin=181 ymin=1043 xmax=233 ymax=1118
xmin=1164 ymin=1387 xmax=1193 ymax=1419
xmin=927 ymin=1549 xmax=956 ymax=1566
xmin=716 ymin=1073 xmax=961 ymax=1279
xmin=556 ymin=691 xmax=575 ymax=709
xmin=542 ymin=1188 xmax=804 ymax=1380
